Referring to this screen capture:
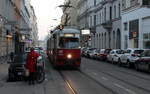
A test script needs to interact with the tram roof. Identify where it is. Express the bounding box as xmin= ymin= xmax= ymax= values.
xmin=53 ymin=28 xmax=80 ymax=34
